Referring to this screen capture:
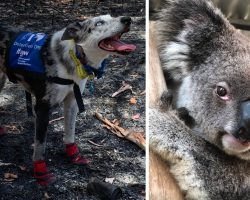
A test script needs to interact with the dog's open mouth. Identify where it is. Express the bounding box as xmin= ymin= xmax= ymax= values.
xmin=98 ymin=33 xmax=136 ymax=54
